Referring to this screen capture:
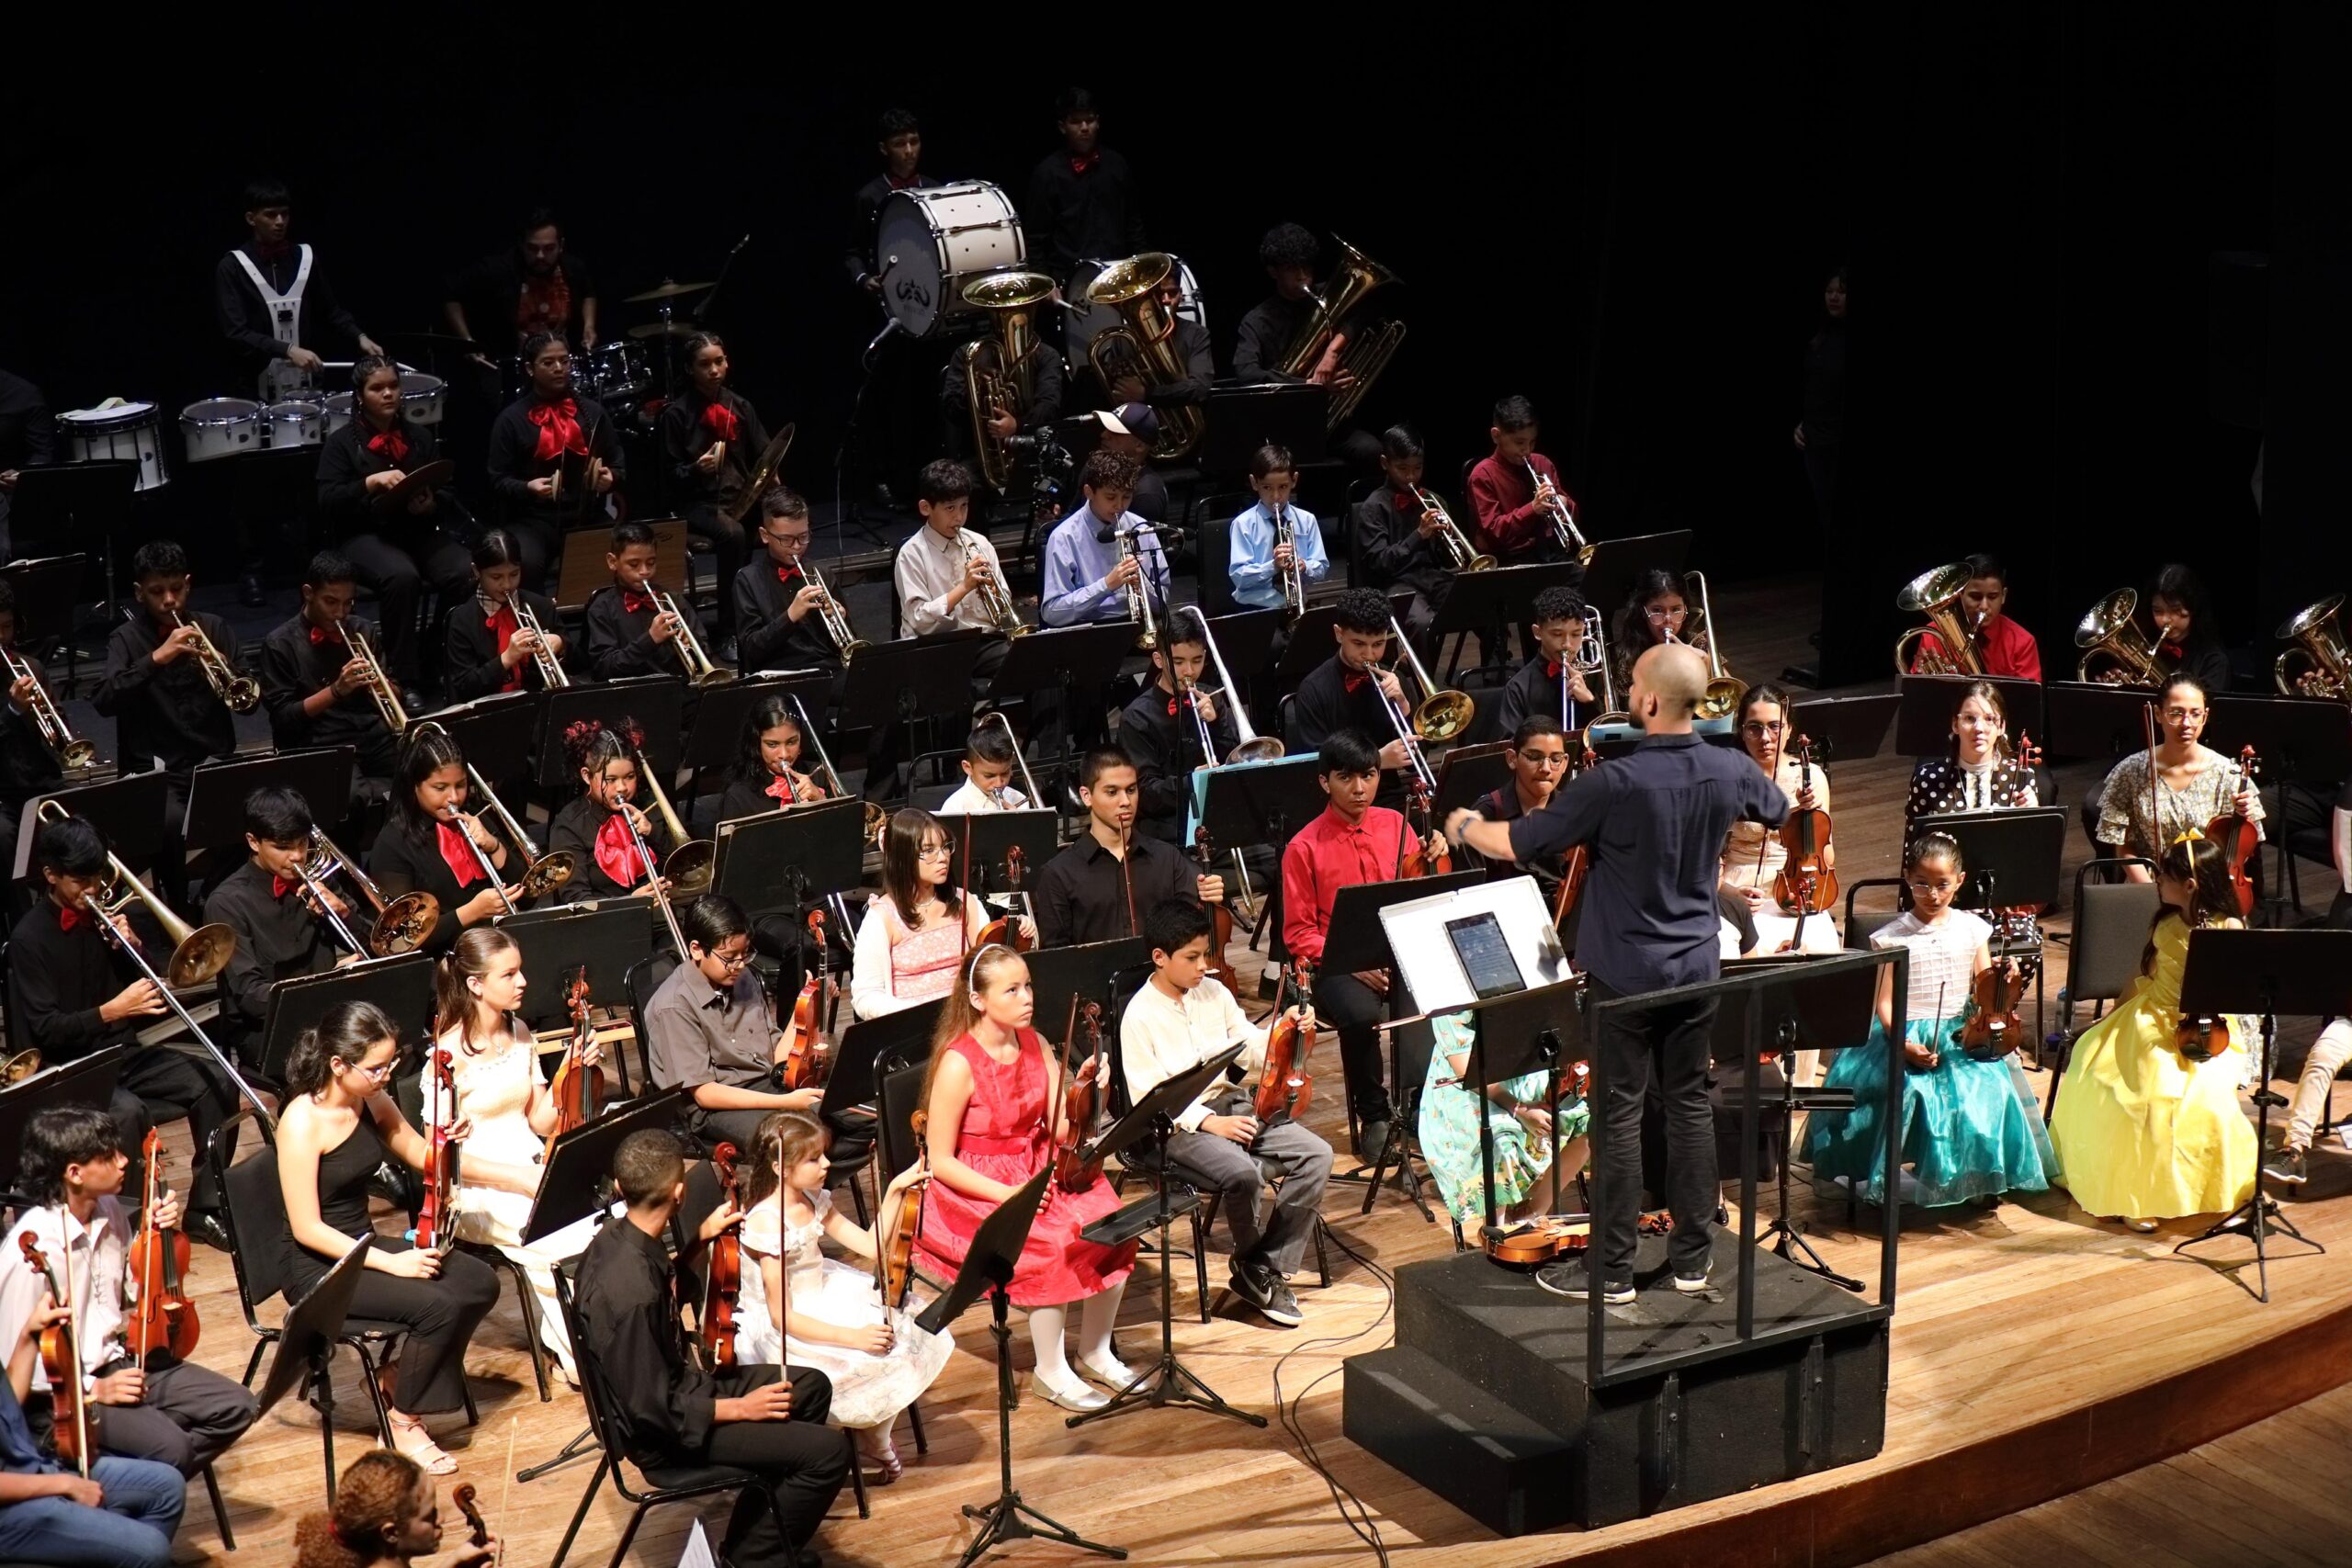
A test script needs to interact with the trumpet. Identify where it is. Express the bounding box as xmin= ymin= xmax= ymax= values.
xmin=1190 ymin=607 xmax=1284 ymax=762
xmin=803 ymin=560 xmax=870 ymax=662
xmin=1409 ymin=486 xmax=1495 ymax=572
xmin=617 ymin=786 xmax=690 ymax=956
xmin=1120 ymin=527 xmax=1158 ymax=651
xmin=164 ymin=610 xmax=261 ymax=712
xmin=3 ymin=645 xmax=98 ymax=770
xmin=410 ymin=721 xmax=578 ymax=906
xmin=1385 ymin=614 xmax=1476 ymax=743
xmin=513 ymin=598 xmax=570 ymax=688
xmin=1272 ymin=503 xmax=1306 ymax=622
xmin=631 ymin=746 xmax=715 ymax=896
xmin=300 ymin=828 xmax=439 ymax=956
xmin=791 ymin=694 xmax=888 ymax=844
xmin=1677 ymin=571 xmax=1746 ymax=720
xmin=2074 ymin=588 xmax=2174 ymax=686
xmin=1893 ymin=562 xmax=1985 ymax=677
xmin=652 ymin=586 xmax=734 ymax=687
xmin=961 ymin=534 xmax=1031 ymax=638
xmin=2275 ymin=592 xmax=2348 ymax=697
xmin=346 ymin=626 xmax=409 ymax=733
xmin=1524 ymin=459 xmax=1593 ymax=566
xmin=1 ymin=1048 xmax=39 ymax=1085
